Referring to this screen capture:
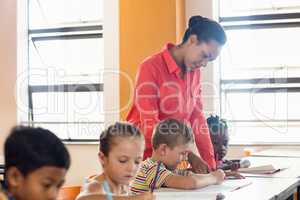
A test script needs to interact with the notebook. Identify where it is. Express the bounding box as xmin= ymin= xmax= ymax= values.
xmin=238 ymin=164 xmax=286 ymax=174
